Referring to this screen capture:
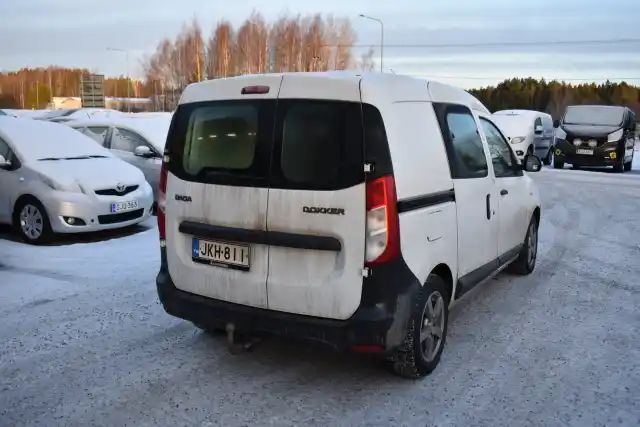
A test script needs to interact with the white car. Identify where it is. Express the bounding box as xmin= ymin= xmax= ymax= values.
xmin=64 ymin=117 xmax=170 ymax=206
xmin=0 ymin=117 xmax=154 ymax=244
xmin=34 ymin=108 xmax=123 ymax=123
xmin=155 ymin=72 xmax=542 ymax=378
